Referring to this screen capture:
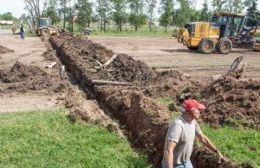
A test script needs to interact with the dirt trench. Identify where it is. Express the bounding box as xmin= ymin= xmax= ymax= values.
xmin=49 ymin=34 xmax=252 ymax=168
